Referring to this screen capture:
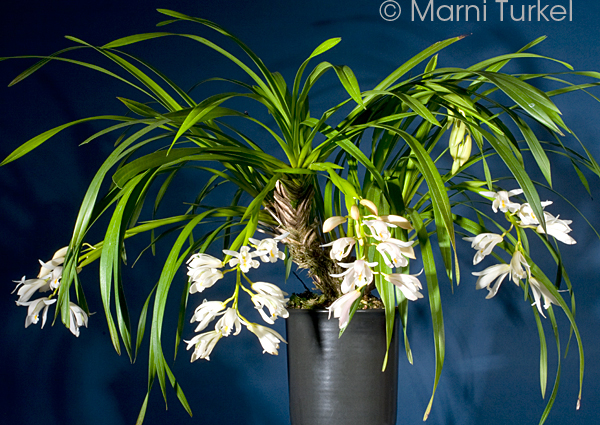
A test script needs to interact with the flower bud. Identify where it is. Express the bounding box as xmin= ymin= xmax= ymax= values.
xmin=359 ymin=199 xmax=378 ymax=216
xmin=350 ymin=205 xmax=360 ymax=220
xmin=322 ymin=216 xmax=347 ymax=233
xmin=449 ymin=121 xmax=466 ymax=159
xmin=451 ymin=134 xmax=472 ymax=175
